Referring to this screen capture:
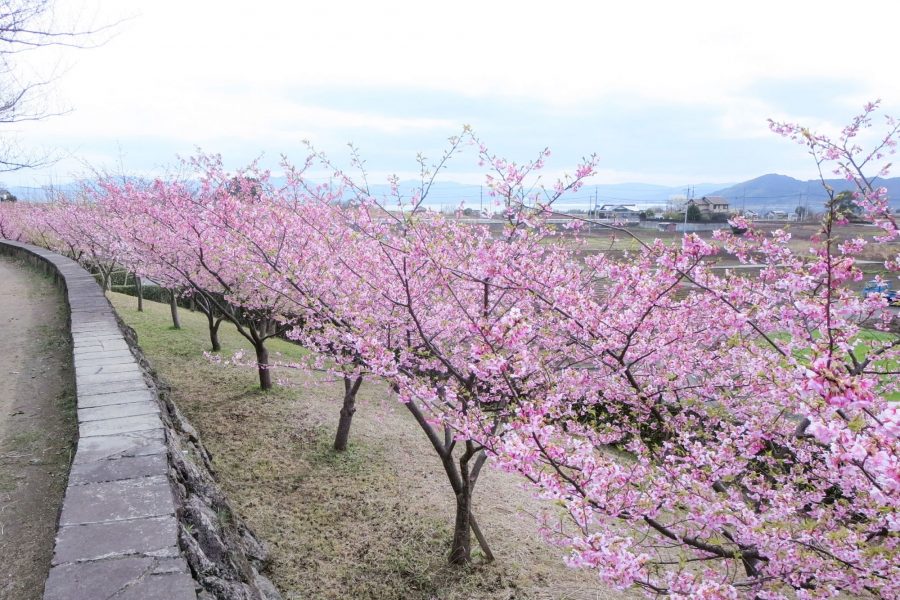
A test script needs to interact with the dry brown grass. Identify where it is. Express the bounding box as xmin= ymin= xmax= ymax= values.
xmin=107 ymin=292 xmax=633 ymax=600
